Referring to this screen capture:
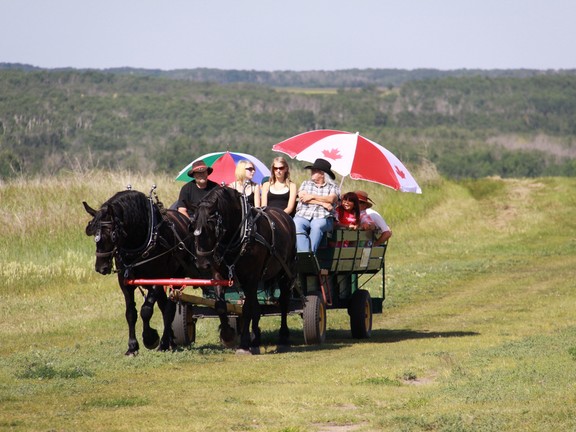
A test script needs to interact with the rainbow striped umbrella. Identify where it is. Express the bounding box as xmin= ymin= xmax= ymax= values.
xmin=176 ymin=151 xmax=270 ymax=185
